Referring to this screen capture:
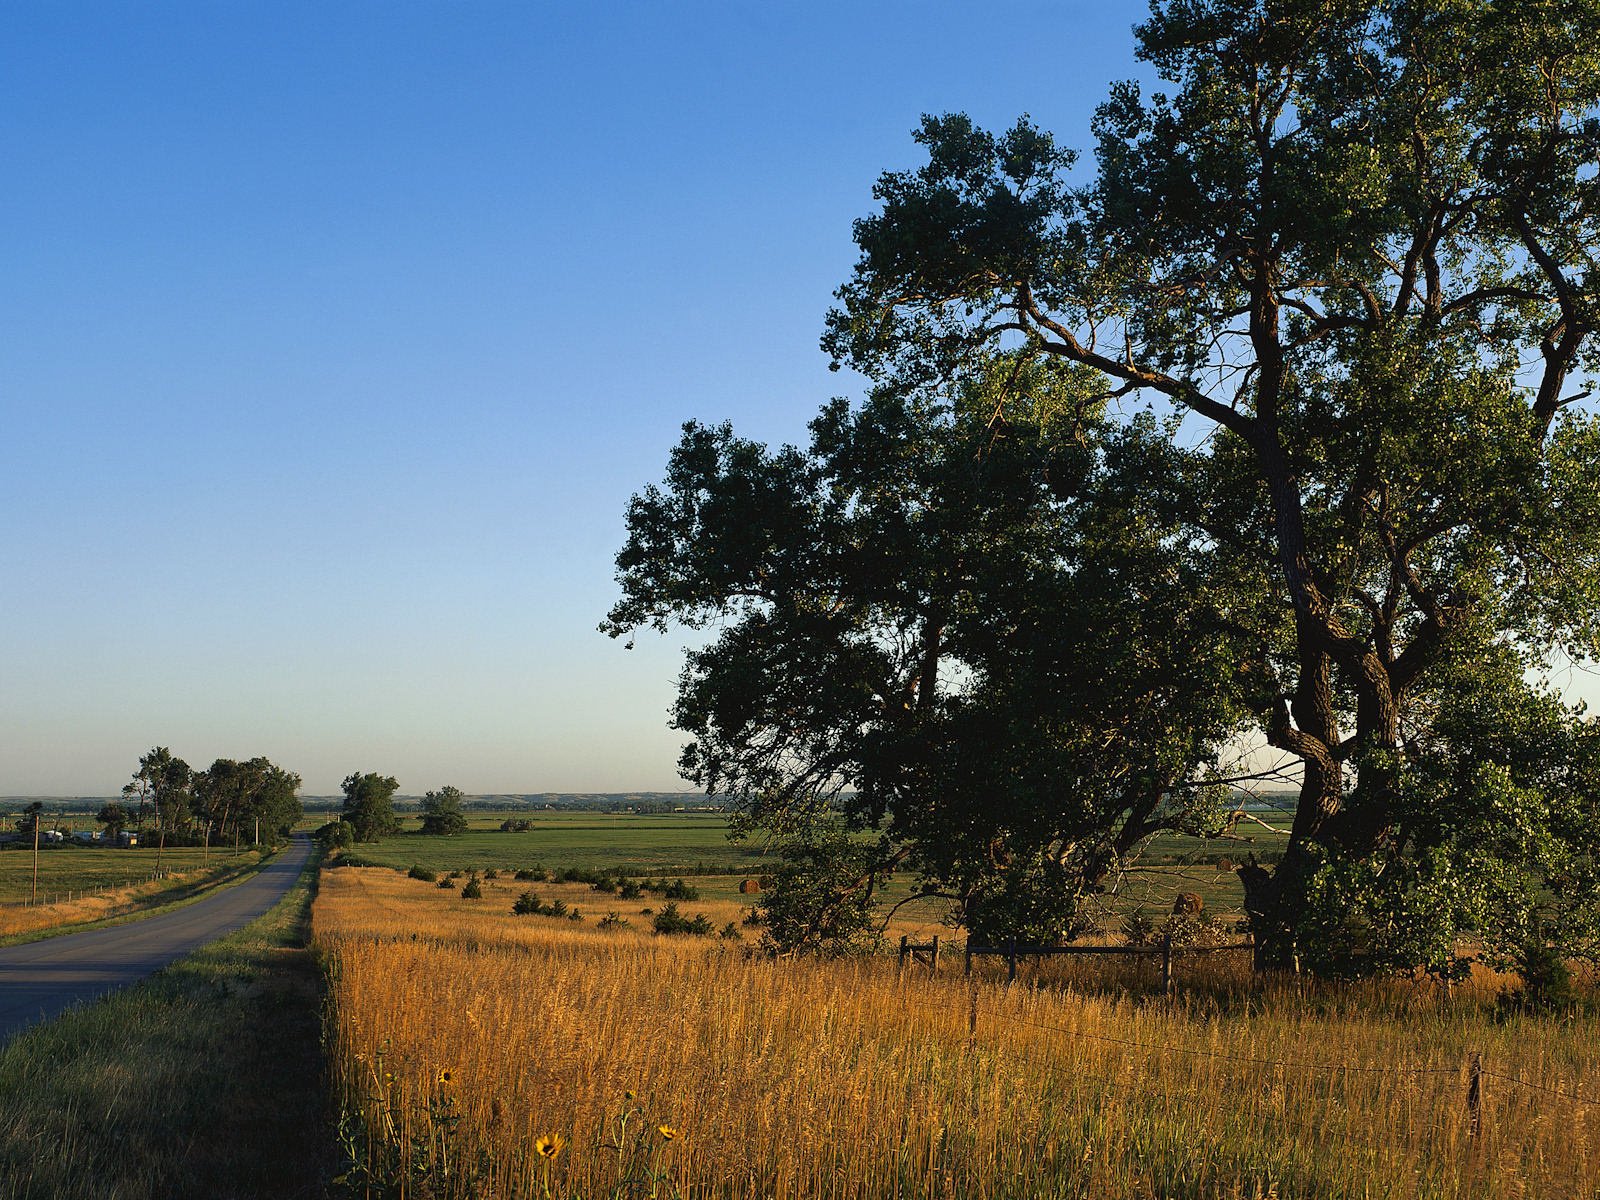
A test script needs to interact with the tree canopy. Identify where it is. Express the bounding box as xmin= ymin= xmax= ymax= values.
xmin=419 ymin=786 xmax=468 ymax=836
xmin=193 ymin=757 xmax=303 ymax=843
xmin=342 ymin=773 xmax=401 ymax=843
xmin=610 ymin=0 xmax=1600 ymax=974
